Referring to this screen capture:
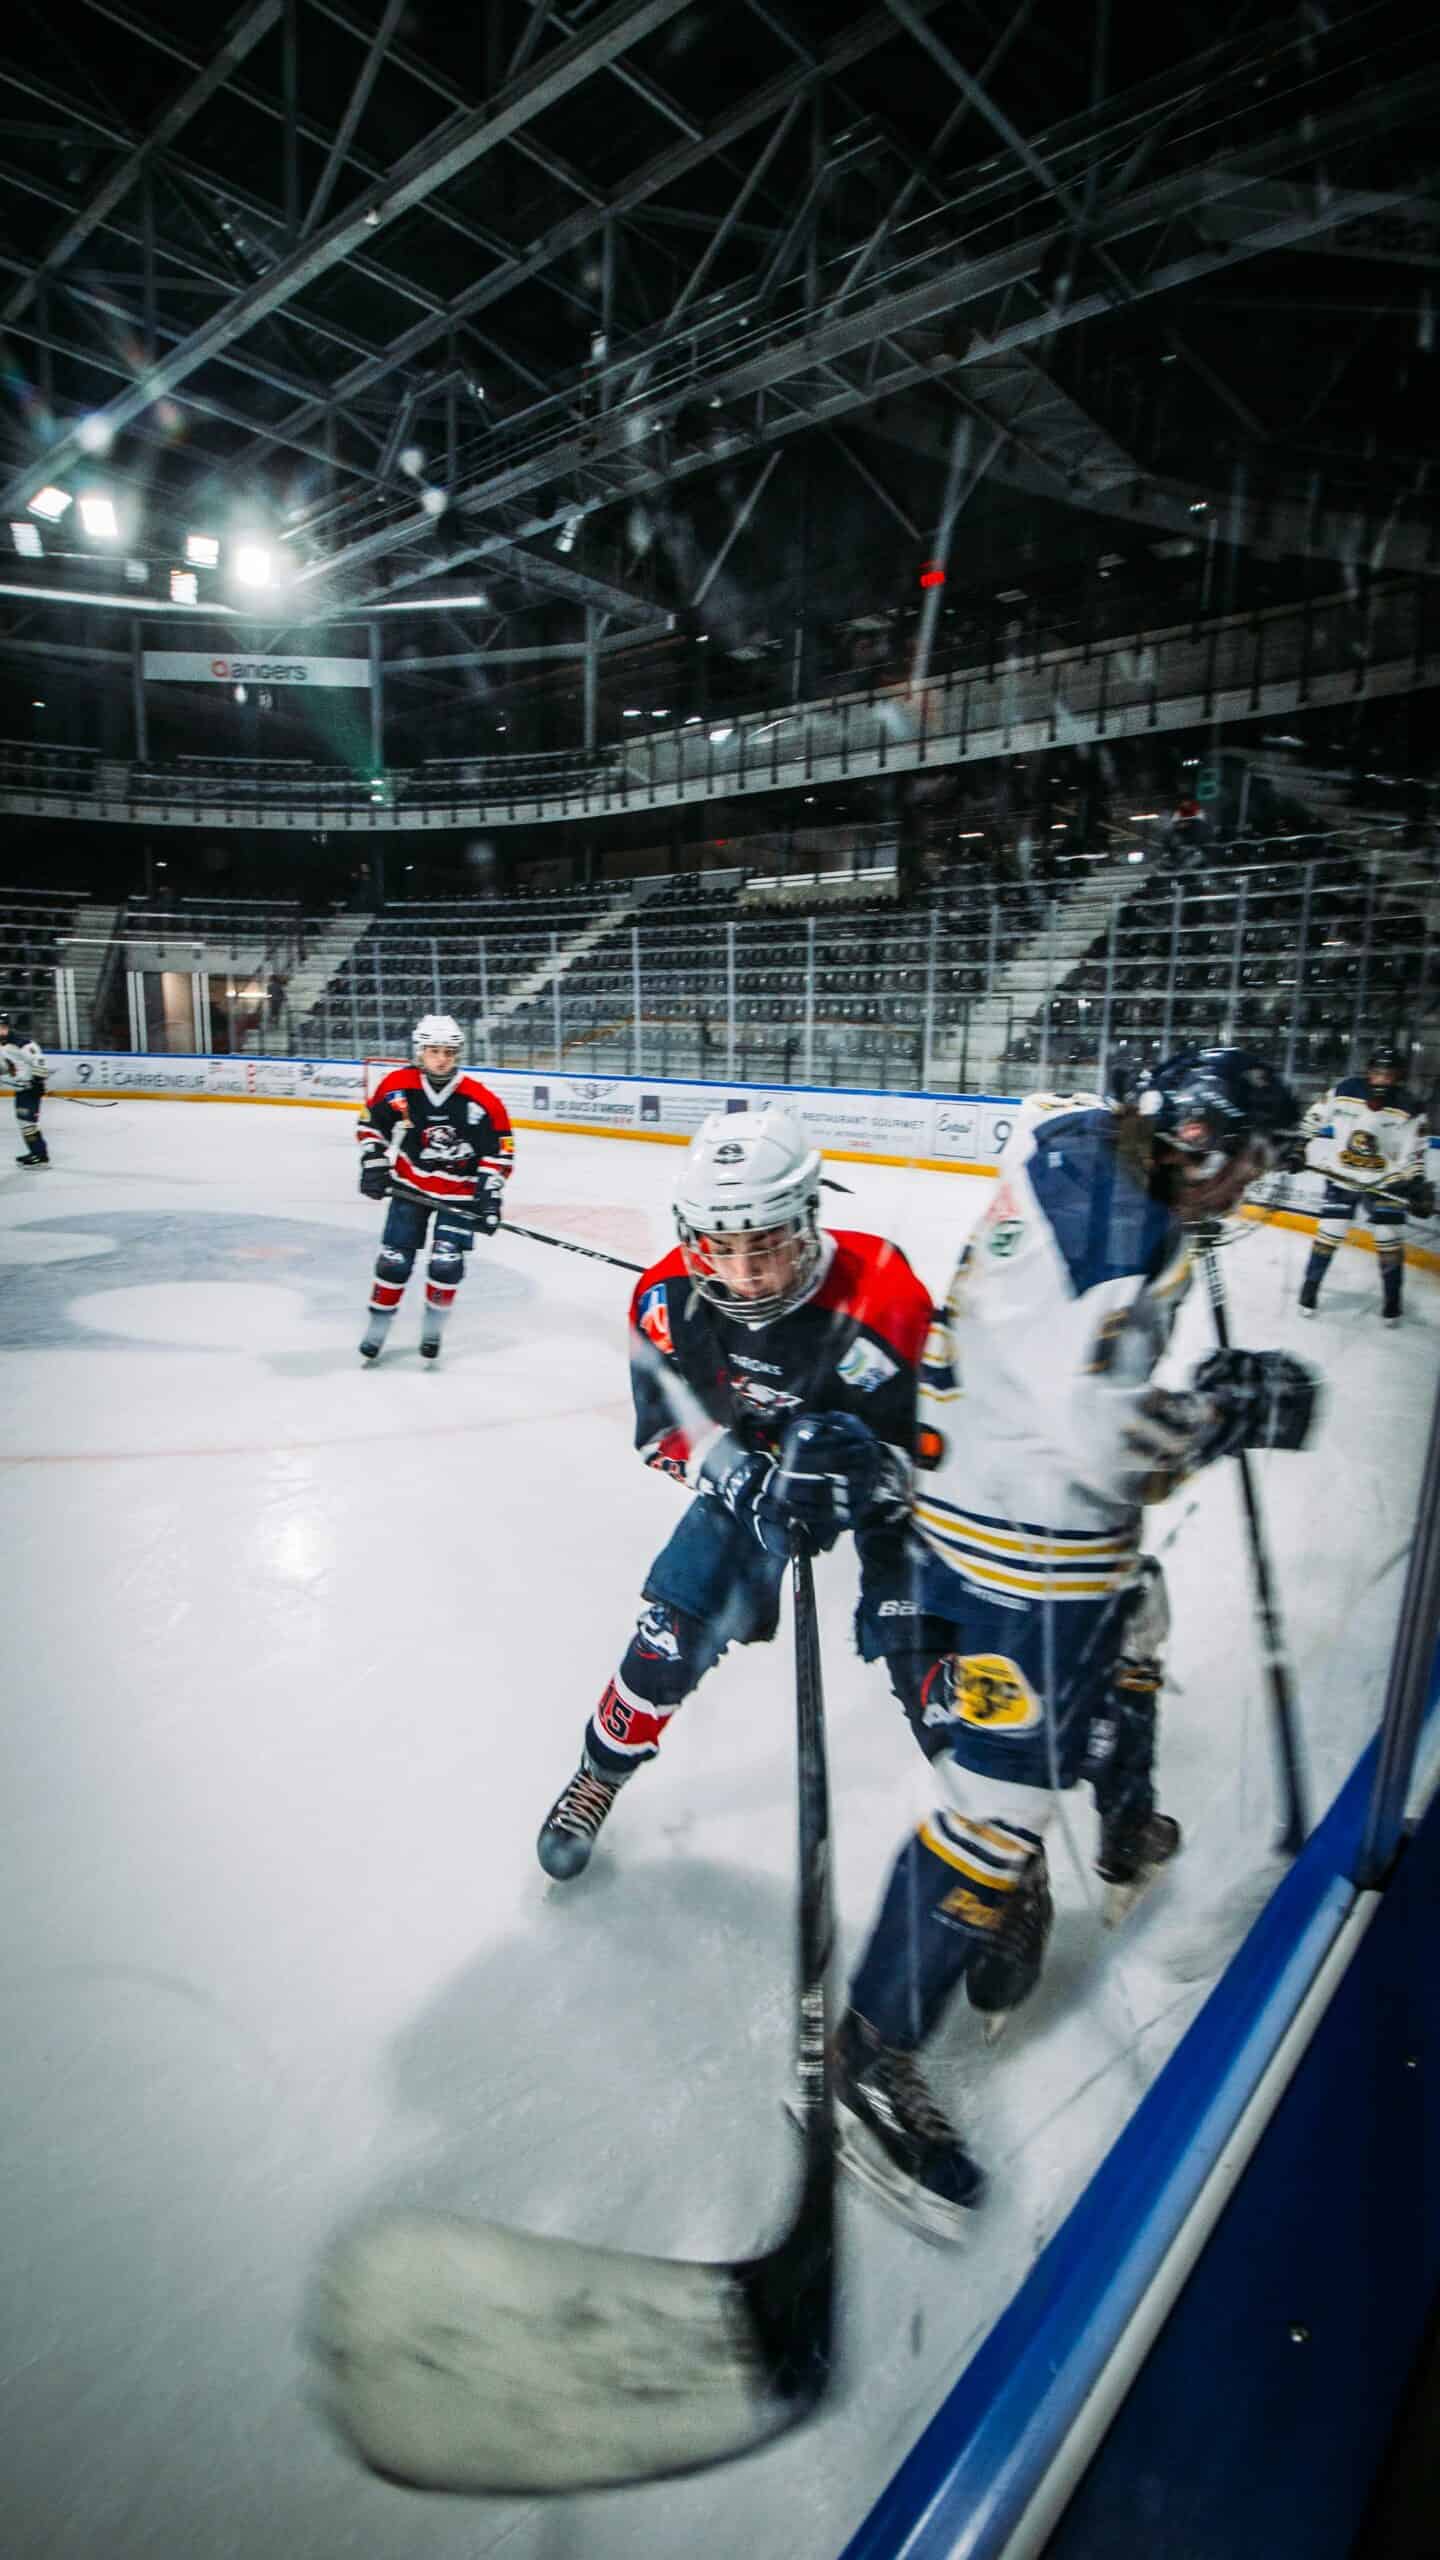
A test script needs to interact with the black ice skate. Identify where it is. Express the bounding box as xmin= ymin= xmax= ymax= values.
xmin=358 ymin=1310 xmax=395 ymax=1362
xmin=965 ymin=1851 xmax=1054 ymax=2046
xmin=419 ymin=1306 xmax=449 ymax=1360
xmin=536 ymin=1757 xmax=626 ymax=1880
xmin=1297 ymin=1278 xmax=1319 ymax=1317
xmin=830 ymin=2008 xmax=985 ymax=2243
xmin=1096 ymin=1810 xmax=1182 ymax=1928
